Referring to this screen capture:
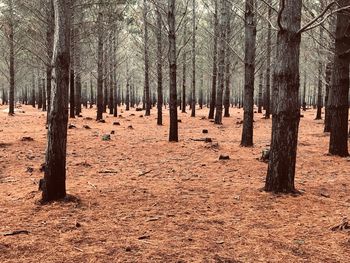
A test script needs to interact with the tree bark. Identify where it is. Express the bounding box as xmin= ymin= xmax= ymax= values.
xmin=96 ymin=2 xmax=104 ymax=121
xmin=191 ymin=0 xmax=196 ymax=117
xmin=264 ymin=0 xmax=272 ymax=119
xmin=208 ymin=0 xmax=218 ymax=119
xmin=156 ymin=6 xmax=163 ymax=125
xmin=8 ymin=0 xmax=15 ymax=115
xmin=265 ymin=0 xmax=302 ymax=193
xmin=144 ymin=0 xmax=151 ymax=116
xmin=168 ymin=0 xmax=178 ymax=142
xmin=328 ymin=0 xmax=350 ymax=157
xmin=241 ymin=0 xmax=256 ymax=146
xmin=43 ymin=0 xmax=72 ymax=202
xmin=214 ymin=0 xmax=227 ymax=124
